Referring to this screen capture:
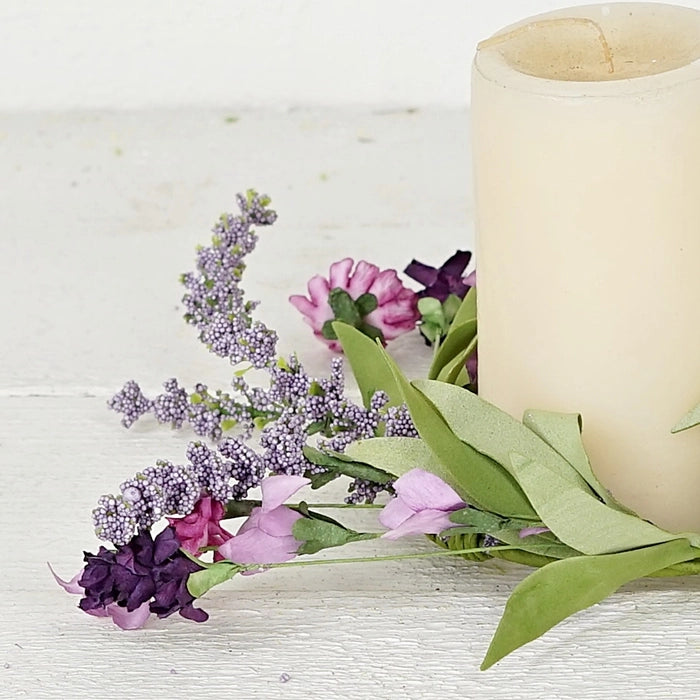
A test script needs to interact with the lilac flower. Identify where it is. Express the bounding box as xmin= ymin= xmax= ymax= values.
xmin=404 ymin=250 xmax=475 ymax=302
xmin=53 ymin=527 xmax=208 ymax=628
xmin=167 ymin=496 xmax=233 ymax=558
xmin=181 ymin=190 xmax=279 ymax=369
xmin=289 ymin=258 xmax=419 ymax=351
xmin=218 ymin=475 xmax=310 ymax=565
xmin=379 ymin=468 xmax=466 ymax=540
xmin=108 ymin=381 xmax=153 ymax=428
